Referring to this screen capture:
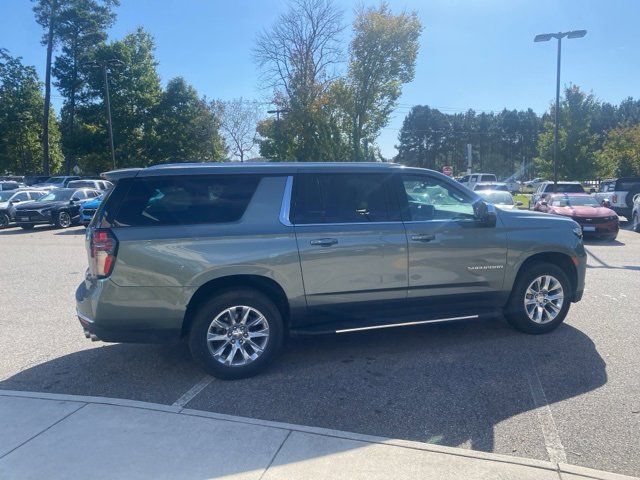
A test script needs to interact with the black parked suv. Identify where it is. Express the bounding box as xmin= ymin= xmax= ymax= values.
xmin=15 ymin=188 xmax=100 ymax=229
